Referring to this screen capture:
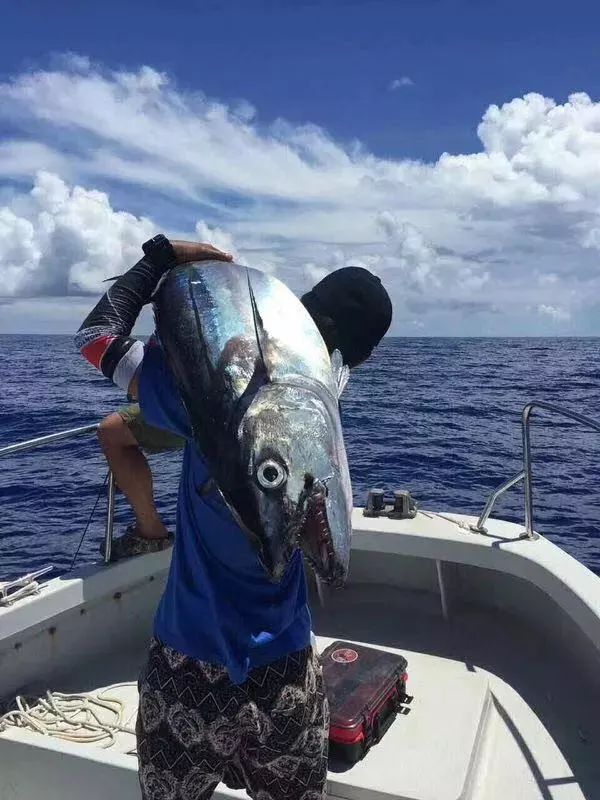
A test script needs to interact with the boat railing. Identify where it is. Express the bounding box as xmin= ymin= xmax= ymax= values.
xmin=472 ymin=400 xmax=600 ymax=538
xmin=2 ymin=399 xmax=599 ymax=567
xmin=0 ymin=424 xmax=116 ymax=565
